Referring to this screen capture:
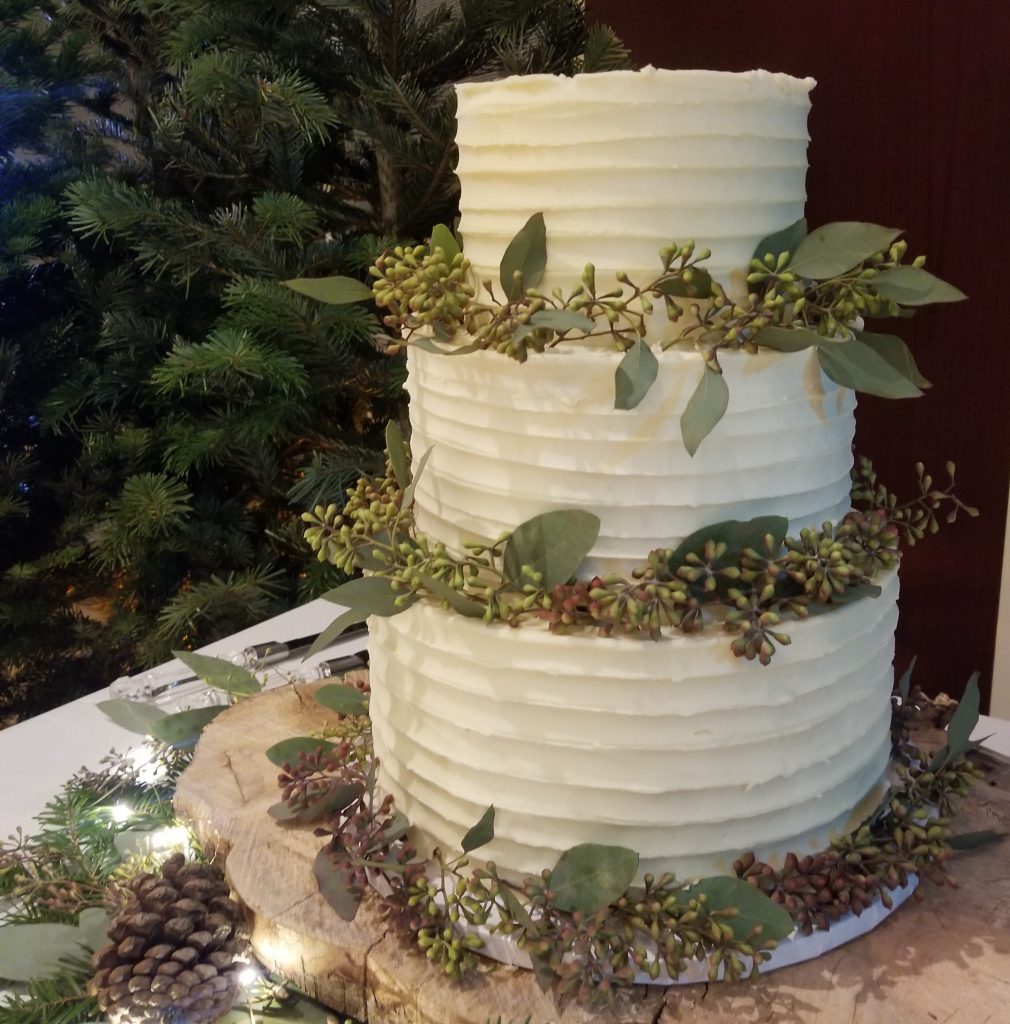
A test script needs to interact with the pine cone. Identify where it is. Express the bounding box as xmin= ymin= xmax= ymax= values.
xmin=88 ymin=852 xmax=249 ymax=1024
